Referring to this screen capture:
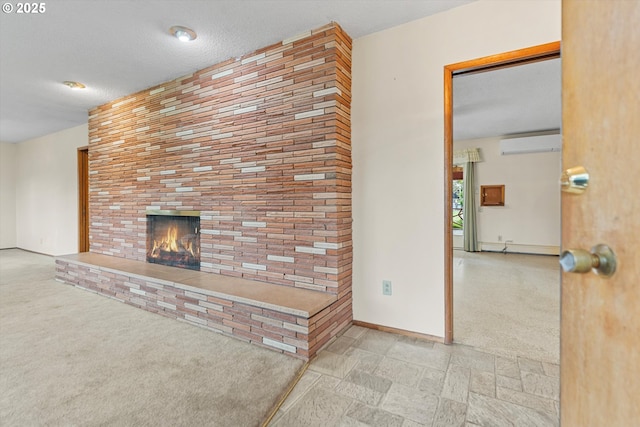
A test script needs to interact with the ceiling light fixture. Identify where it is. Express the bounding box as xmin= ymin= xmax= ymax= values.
xmin=169 ymin=25 xmax=197 ymax=42
xmin=63 ymin=81 xmax=86 ymax=90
